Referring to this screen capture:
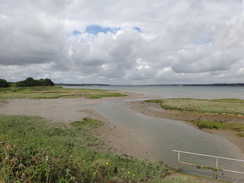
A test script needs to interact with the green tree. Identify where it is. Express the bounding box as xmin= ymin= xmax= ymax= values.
xmin=16 ymin=77 xmax=55 ymax=87
xmin=0 ymin=79 xmax=10 ymax=87
xmin=39 ymin=78 xmax=54 ymax=86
